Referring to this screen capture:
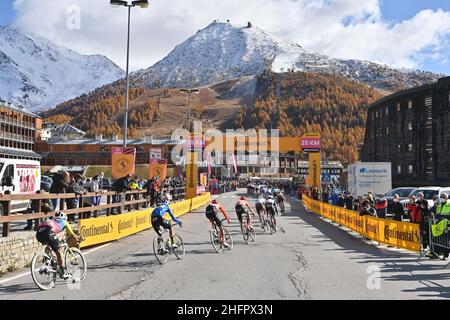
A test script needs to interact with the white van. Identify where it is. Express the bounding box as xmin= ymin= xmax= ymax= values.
xmin=0 ymin=159 xmax=41 ymax=214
